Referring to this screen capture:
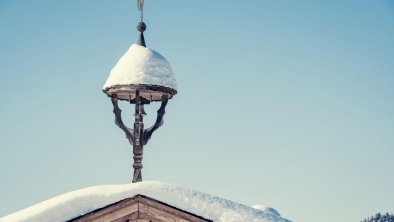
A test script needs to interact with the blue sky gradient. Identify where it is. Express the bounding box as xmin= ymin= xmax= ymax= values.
xmin=1 ymin=1 xmax=393 ymax=221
